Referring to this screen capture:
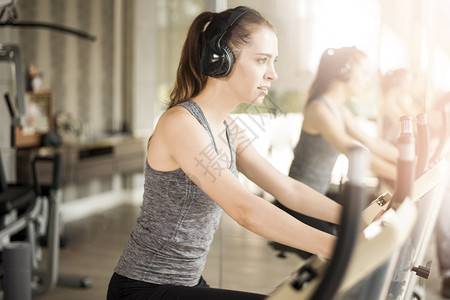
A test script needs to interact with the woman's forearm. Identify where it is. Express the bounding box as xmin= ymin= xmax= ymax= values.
xmin=241 ymin=197 xmax=337 ymax=259
xmin=276 ymin=179 xmax=342 ymax=225
xmin=370 ymin=154 xmax=397 ymax=182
